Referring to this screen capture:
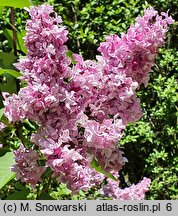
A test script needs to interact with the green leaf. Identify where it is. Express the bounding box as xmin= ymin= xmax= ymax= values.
xmin=91 ymin=158 xmax=118 ymax=181
xmin=3 ymin=29 xmax=27 ymax=54
xmin=16 ymin=31 xmax=27 ymax=54
xmin=0 ymin=73 xmax=17 ymax=94
xmin=41 ymin=167 xmax=53 ymax=178
xmin=0 ymin=151 xmax=15 ymax=189
xmin=0 ymin=149 xmax=12 ymax=159
xmin=66 ymin=50 xmax=77 ymax=64
xmin=0 ymin=69 xmax=21 ymax=78
xmin=3 ymin=29 xmax=13 ymax=49
xmin=5 ymin=182 xmax=30 ymax=200
xmin=38 ymin=191 xmax=55 ymax=200
xmin=0 ymin=52 xmax=19 ymax=93
xmin=0 ymin=0 xmax=31 ymax=9
xmin=6 ymin=186 xmax=29 ymax=200
xmin=0 ymin=6 xmax=4 ymax=14
xmin=14 ymin=182 xmax=25 ymax=190
xmin=0 ymin=52 xmax=17 ymax=69
xmin=0 ymin=108 xmax=4 ymax=119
